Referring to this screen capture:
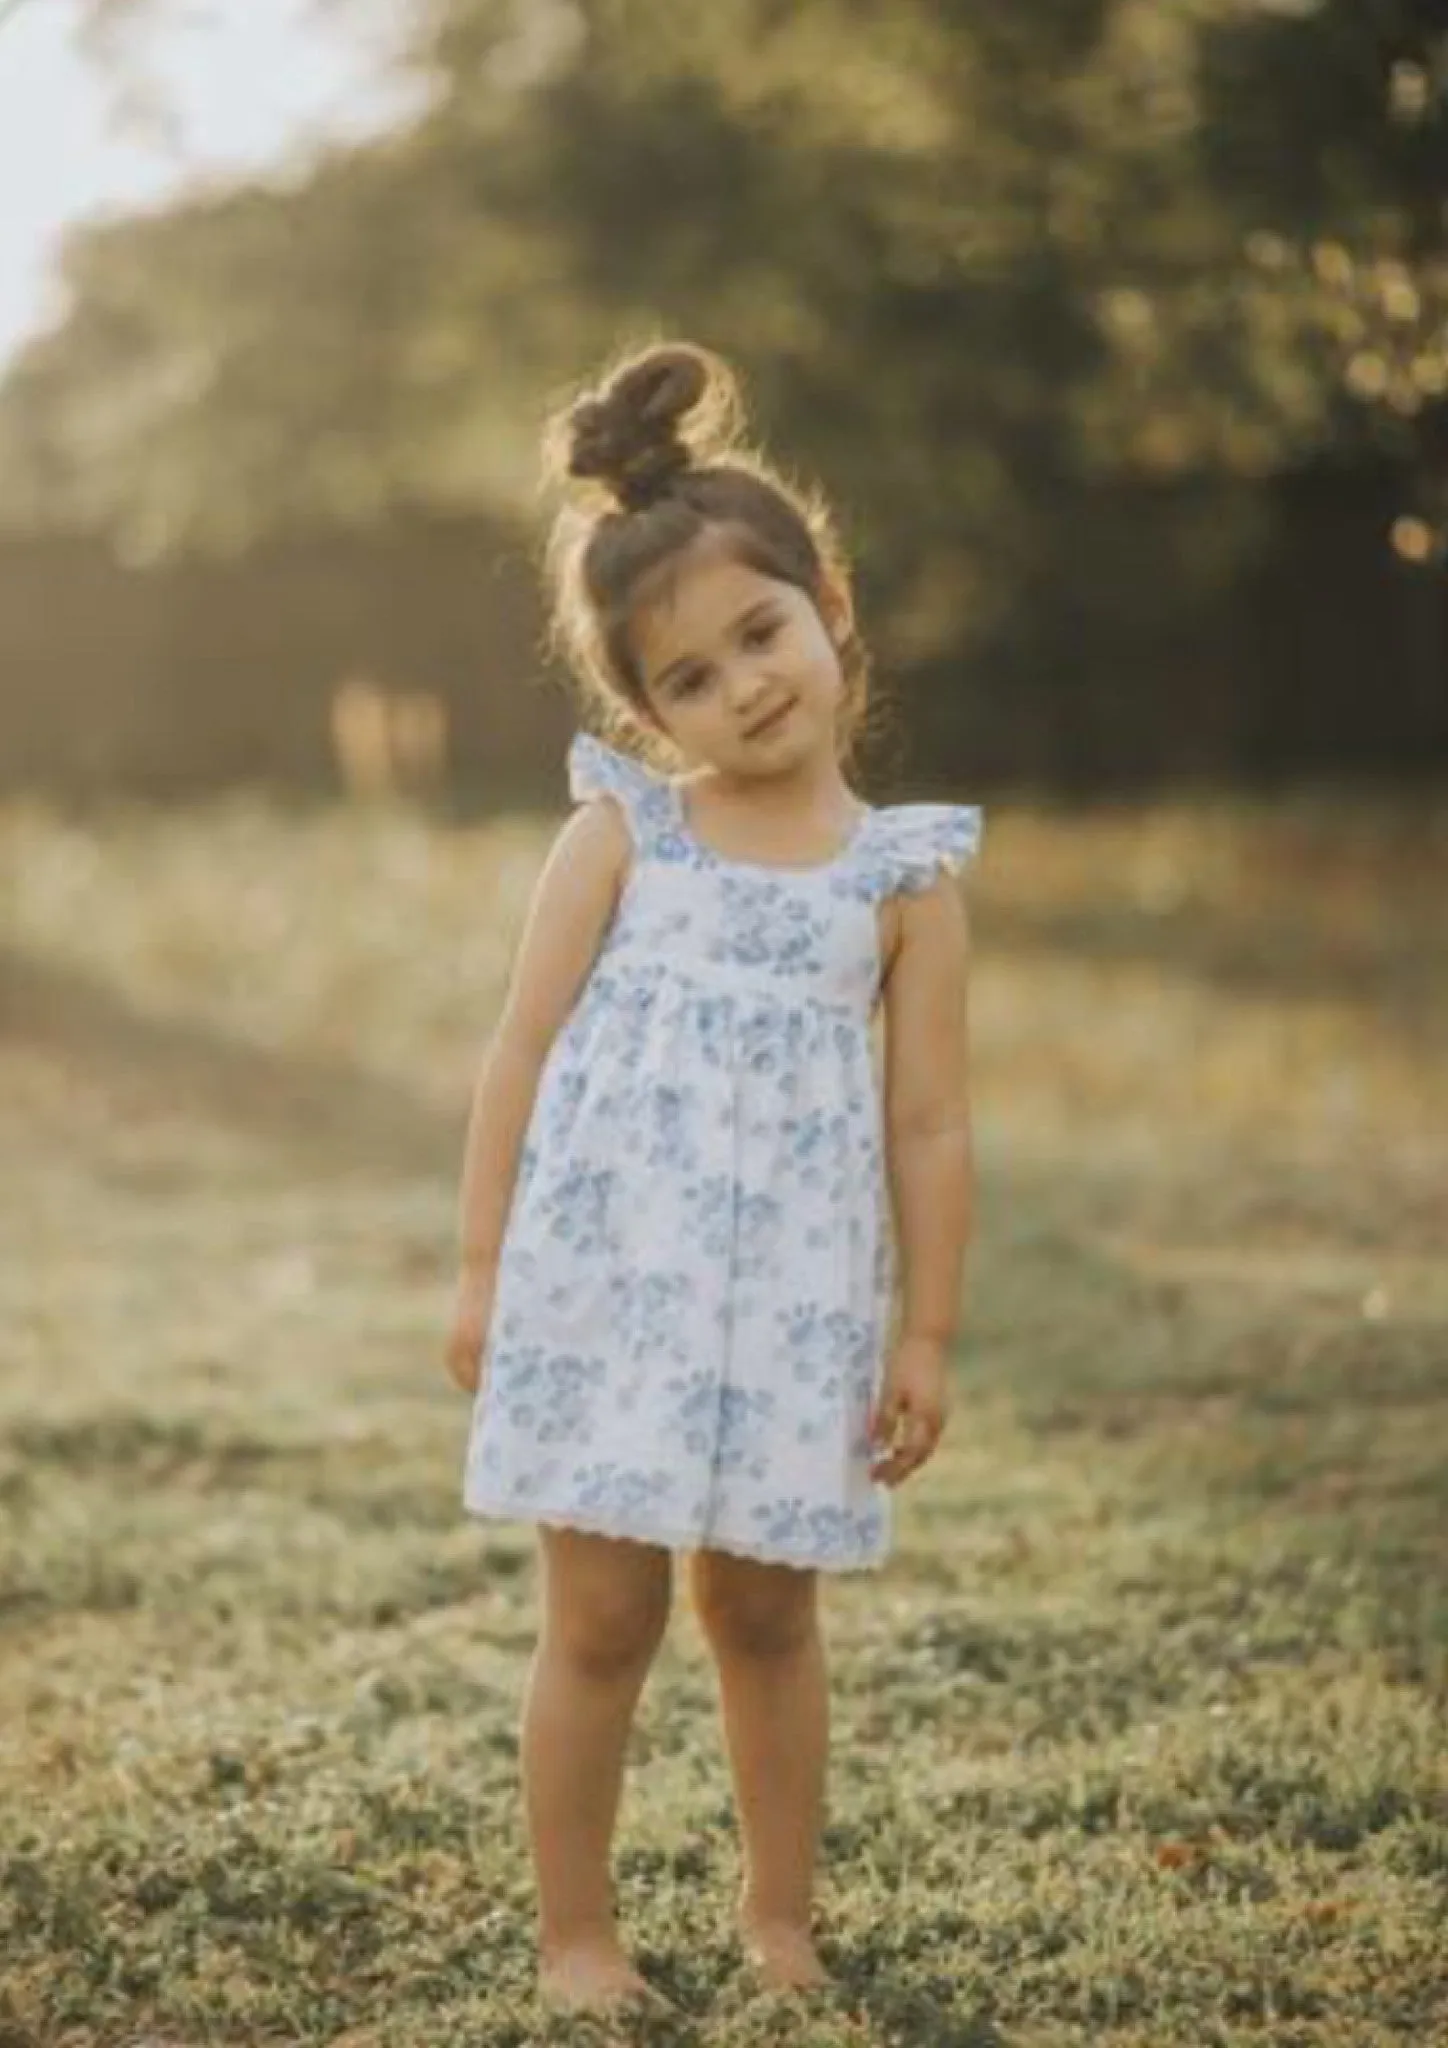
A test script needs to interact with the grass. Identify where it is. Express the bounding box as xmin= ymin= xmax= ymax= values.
xmin=0 ymin=784 xmax=1444 ymax=2046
